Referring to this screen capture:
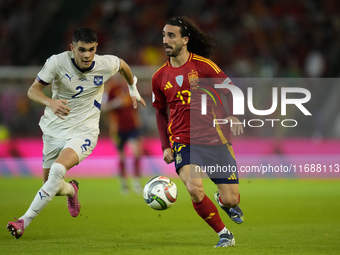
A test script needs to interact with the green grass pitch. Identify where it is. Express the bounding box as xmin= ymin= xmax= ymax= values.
xmin=1 ymin=177 xmax=339 ymax=254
